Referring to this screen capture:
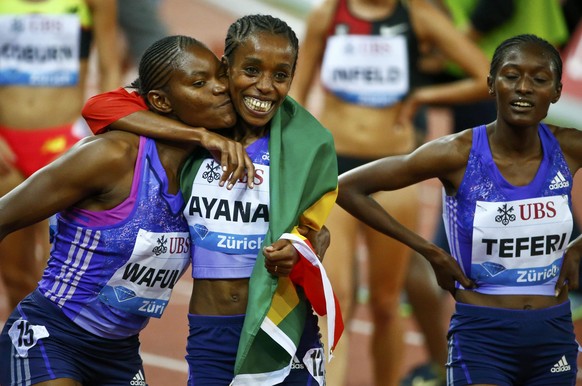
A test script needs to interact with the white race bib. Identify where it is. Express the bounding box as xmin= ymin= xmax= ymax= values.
xmin=99 ymin=229 xmax=191 ymax=318
xmin=0 ymin=14 xmax=80 ymax=86
xmin=321 ymin=34 xmax=409 ymax=107
xmin=8 ymin=319 xmax=50 ymax=358
xmin=471 ymin=196 xmax=572 ymax=286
